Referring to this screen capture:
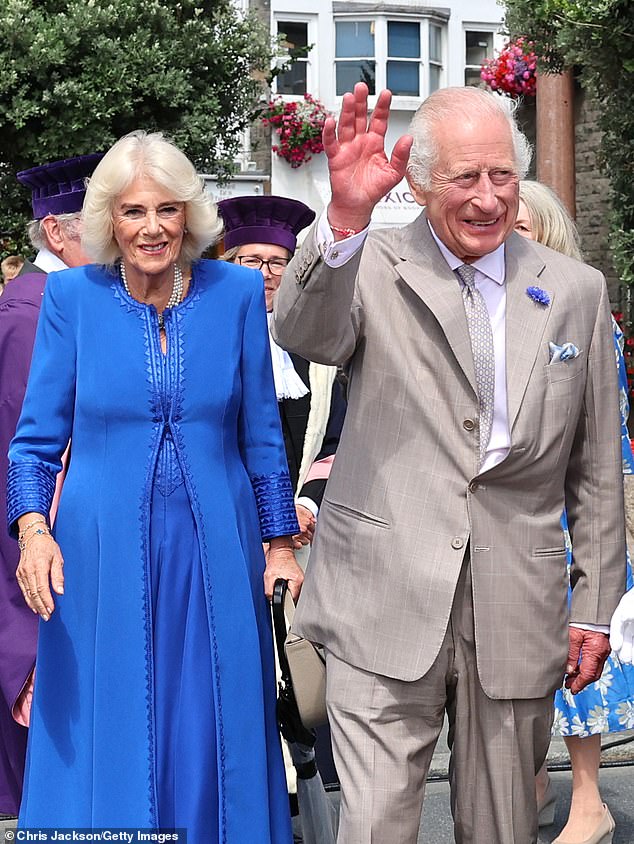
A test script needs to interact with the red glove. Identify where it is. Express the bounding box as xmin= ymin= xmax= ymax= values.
xmin=565 ymin=627 xmax=611 ymax=694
